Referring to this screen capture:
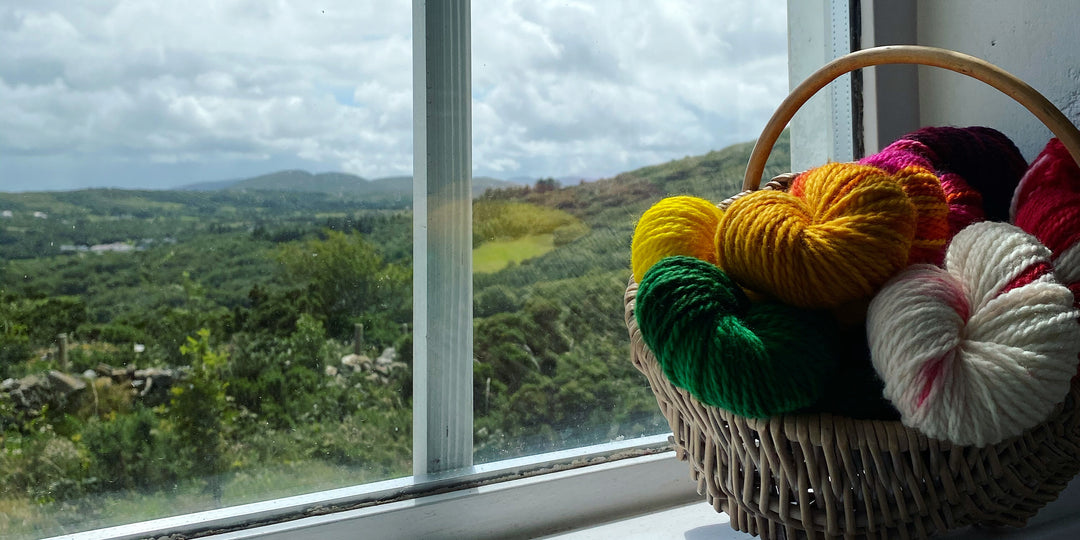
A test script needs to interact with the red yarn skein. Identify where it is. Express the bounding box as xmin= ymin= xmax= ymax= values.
xmin=1013 ymin=138 xmax=1080 ymax=308
xmin=1012 ymin=138 xmax=1080 ymax=222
